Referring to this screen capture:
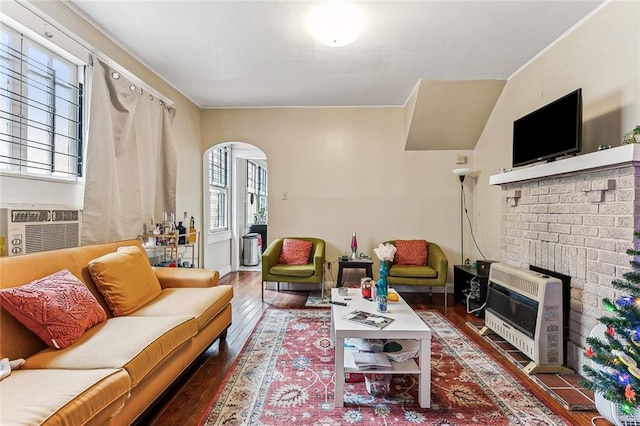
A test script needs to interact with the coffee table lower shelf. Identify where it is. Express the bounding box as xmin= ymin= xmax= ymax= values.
xmin=335 ymin=341 xmax=430 ymax=408
xmin=343 ymin=348 xmax=421 ymax=374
